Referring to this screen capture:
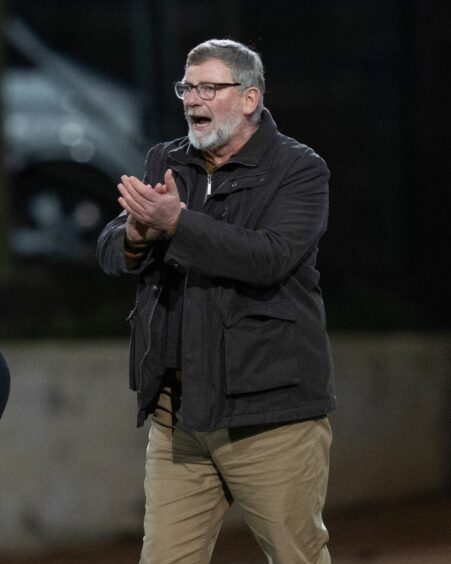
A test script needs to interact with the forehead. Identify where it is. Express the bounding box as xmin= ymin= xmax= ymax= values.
xmin=184 ymin=58 xmax=233 ymax=83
